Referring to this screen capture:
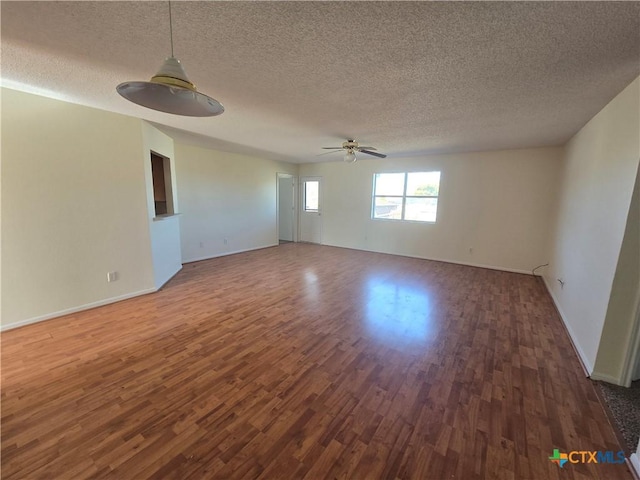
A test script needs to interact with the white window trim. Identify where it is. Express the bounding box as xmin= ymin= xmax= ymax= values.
xmin=371 ymin=171 xmax=440 ymax=223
